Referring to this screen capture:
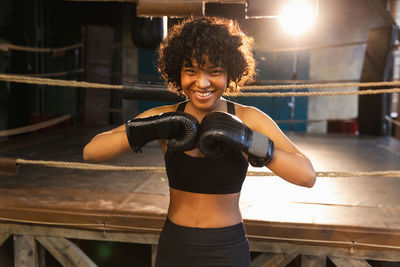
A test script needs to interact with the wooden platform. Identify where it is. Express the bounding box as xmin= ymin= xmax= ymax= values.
xmin=0 ymin=126 xmax=399 ymax=266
